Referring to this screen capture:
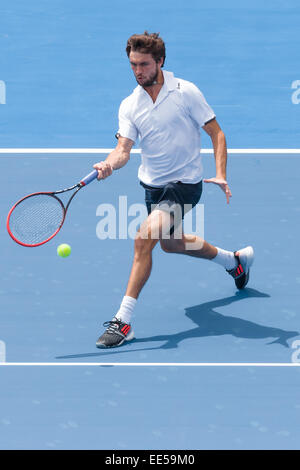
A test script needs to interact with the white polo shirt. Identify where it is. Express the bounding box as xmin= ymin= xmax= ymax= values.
xmin=118 ymin=70 xmax=215 ymax=187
